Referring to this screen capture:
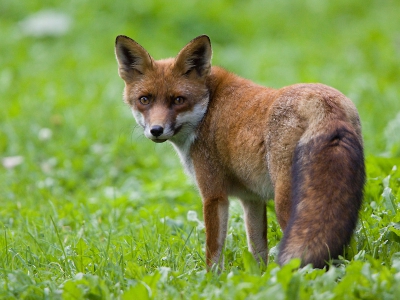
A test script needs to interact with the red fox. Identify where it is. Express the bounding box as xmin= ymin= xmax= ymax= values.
xmin=115 ymin=35 xmax=365 ymax=270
